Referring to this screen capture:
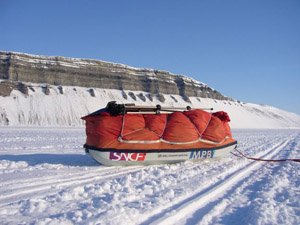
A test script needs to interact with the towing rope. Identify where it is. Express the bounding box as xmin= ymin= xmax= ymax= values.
xmin=231 ymin=148 xmax=300 ymax=163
